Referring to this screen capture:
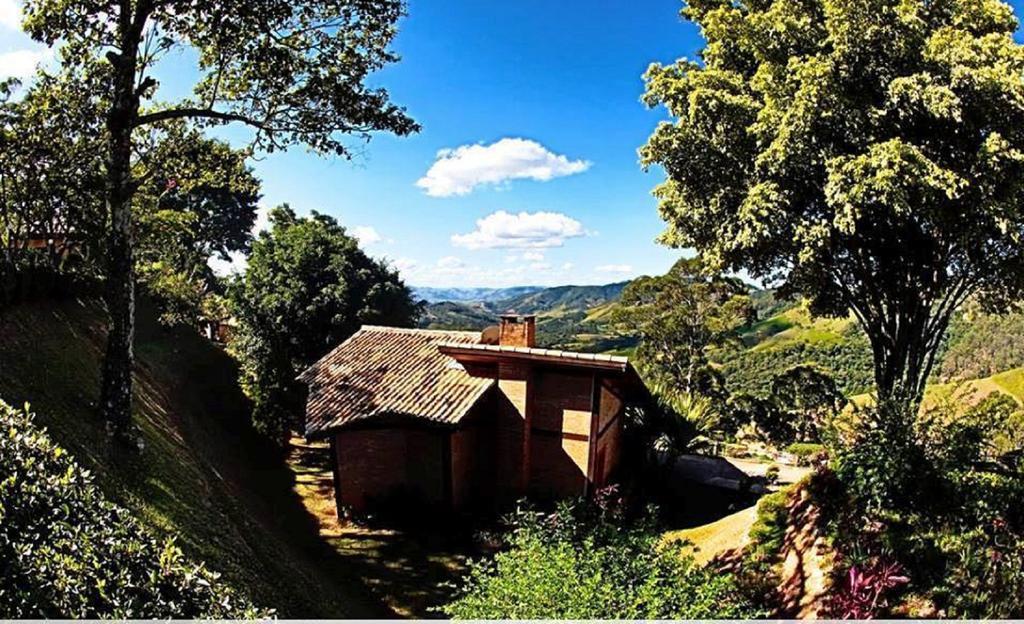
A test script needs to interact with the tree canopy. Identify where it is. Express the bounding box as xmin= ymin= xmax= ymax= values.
xmin=642 ymin=0 xmax=1024 ymax=410
xmin=614 ymin=256 xmax=753 ymax=399
xmin=229 ymin=205 xmax=420 ymax=441
xmin=16 ymin=0 xmax=418 ymax=438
